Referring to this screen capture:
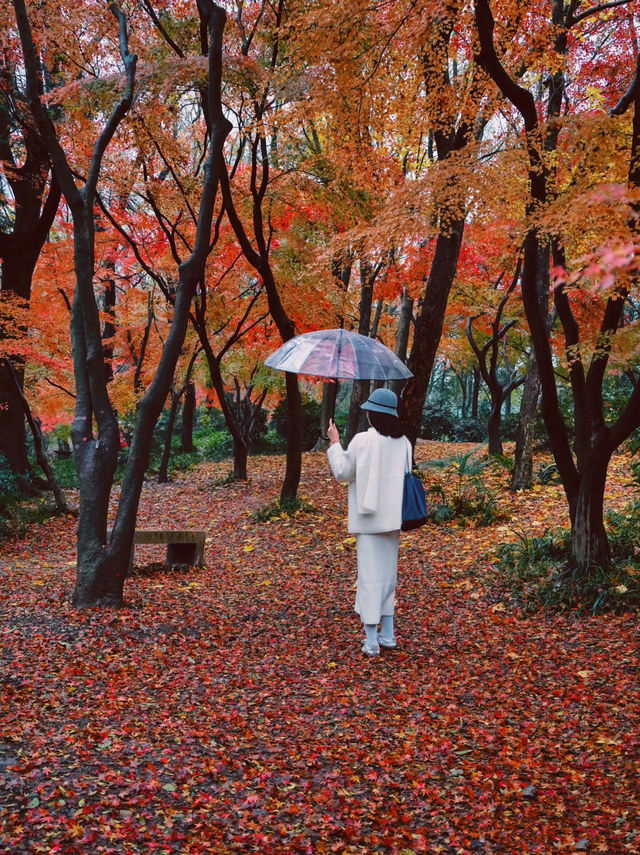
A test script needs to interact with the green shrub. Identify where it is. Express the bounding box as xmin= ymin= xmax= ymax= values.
xmin=537 ymin=462 xmax=560 ymax=484
xmin=271 ymin=397 xmax=321 ymax=451
xmin=420 ymin=405 xmax=490 ymax=443
xmin=453 ymin=419 xmax=487 ymax=442
xmin=199 ymin=407 xmax=231 ymax=432
xmin=195 ymin=429 xmax=233 ymax=461
xmin=50 ymin=456 xmax=79 ymax=489
xmin=425 ymin=449 xmax=505 ymax=526
xmin=253 ymin=427 xmax=286 ymax=455
xmin=496 ymin=515 xmax=640 ymax=615
xmin=420 ymin=406 xmax=456 ymax=440
xmin=491 ymin=453 xmax=515 ymax=474
xmin=606 ymin=500 xmax=640 ymax=560
xmin=0 ymin=453 xmax=62 ymax=540
xmin=0 ymin=453 xmax=18 ymax=508
xmin=501 ymin=412 xmax=520 ymax=441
